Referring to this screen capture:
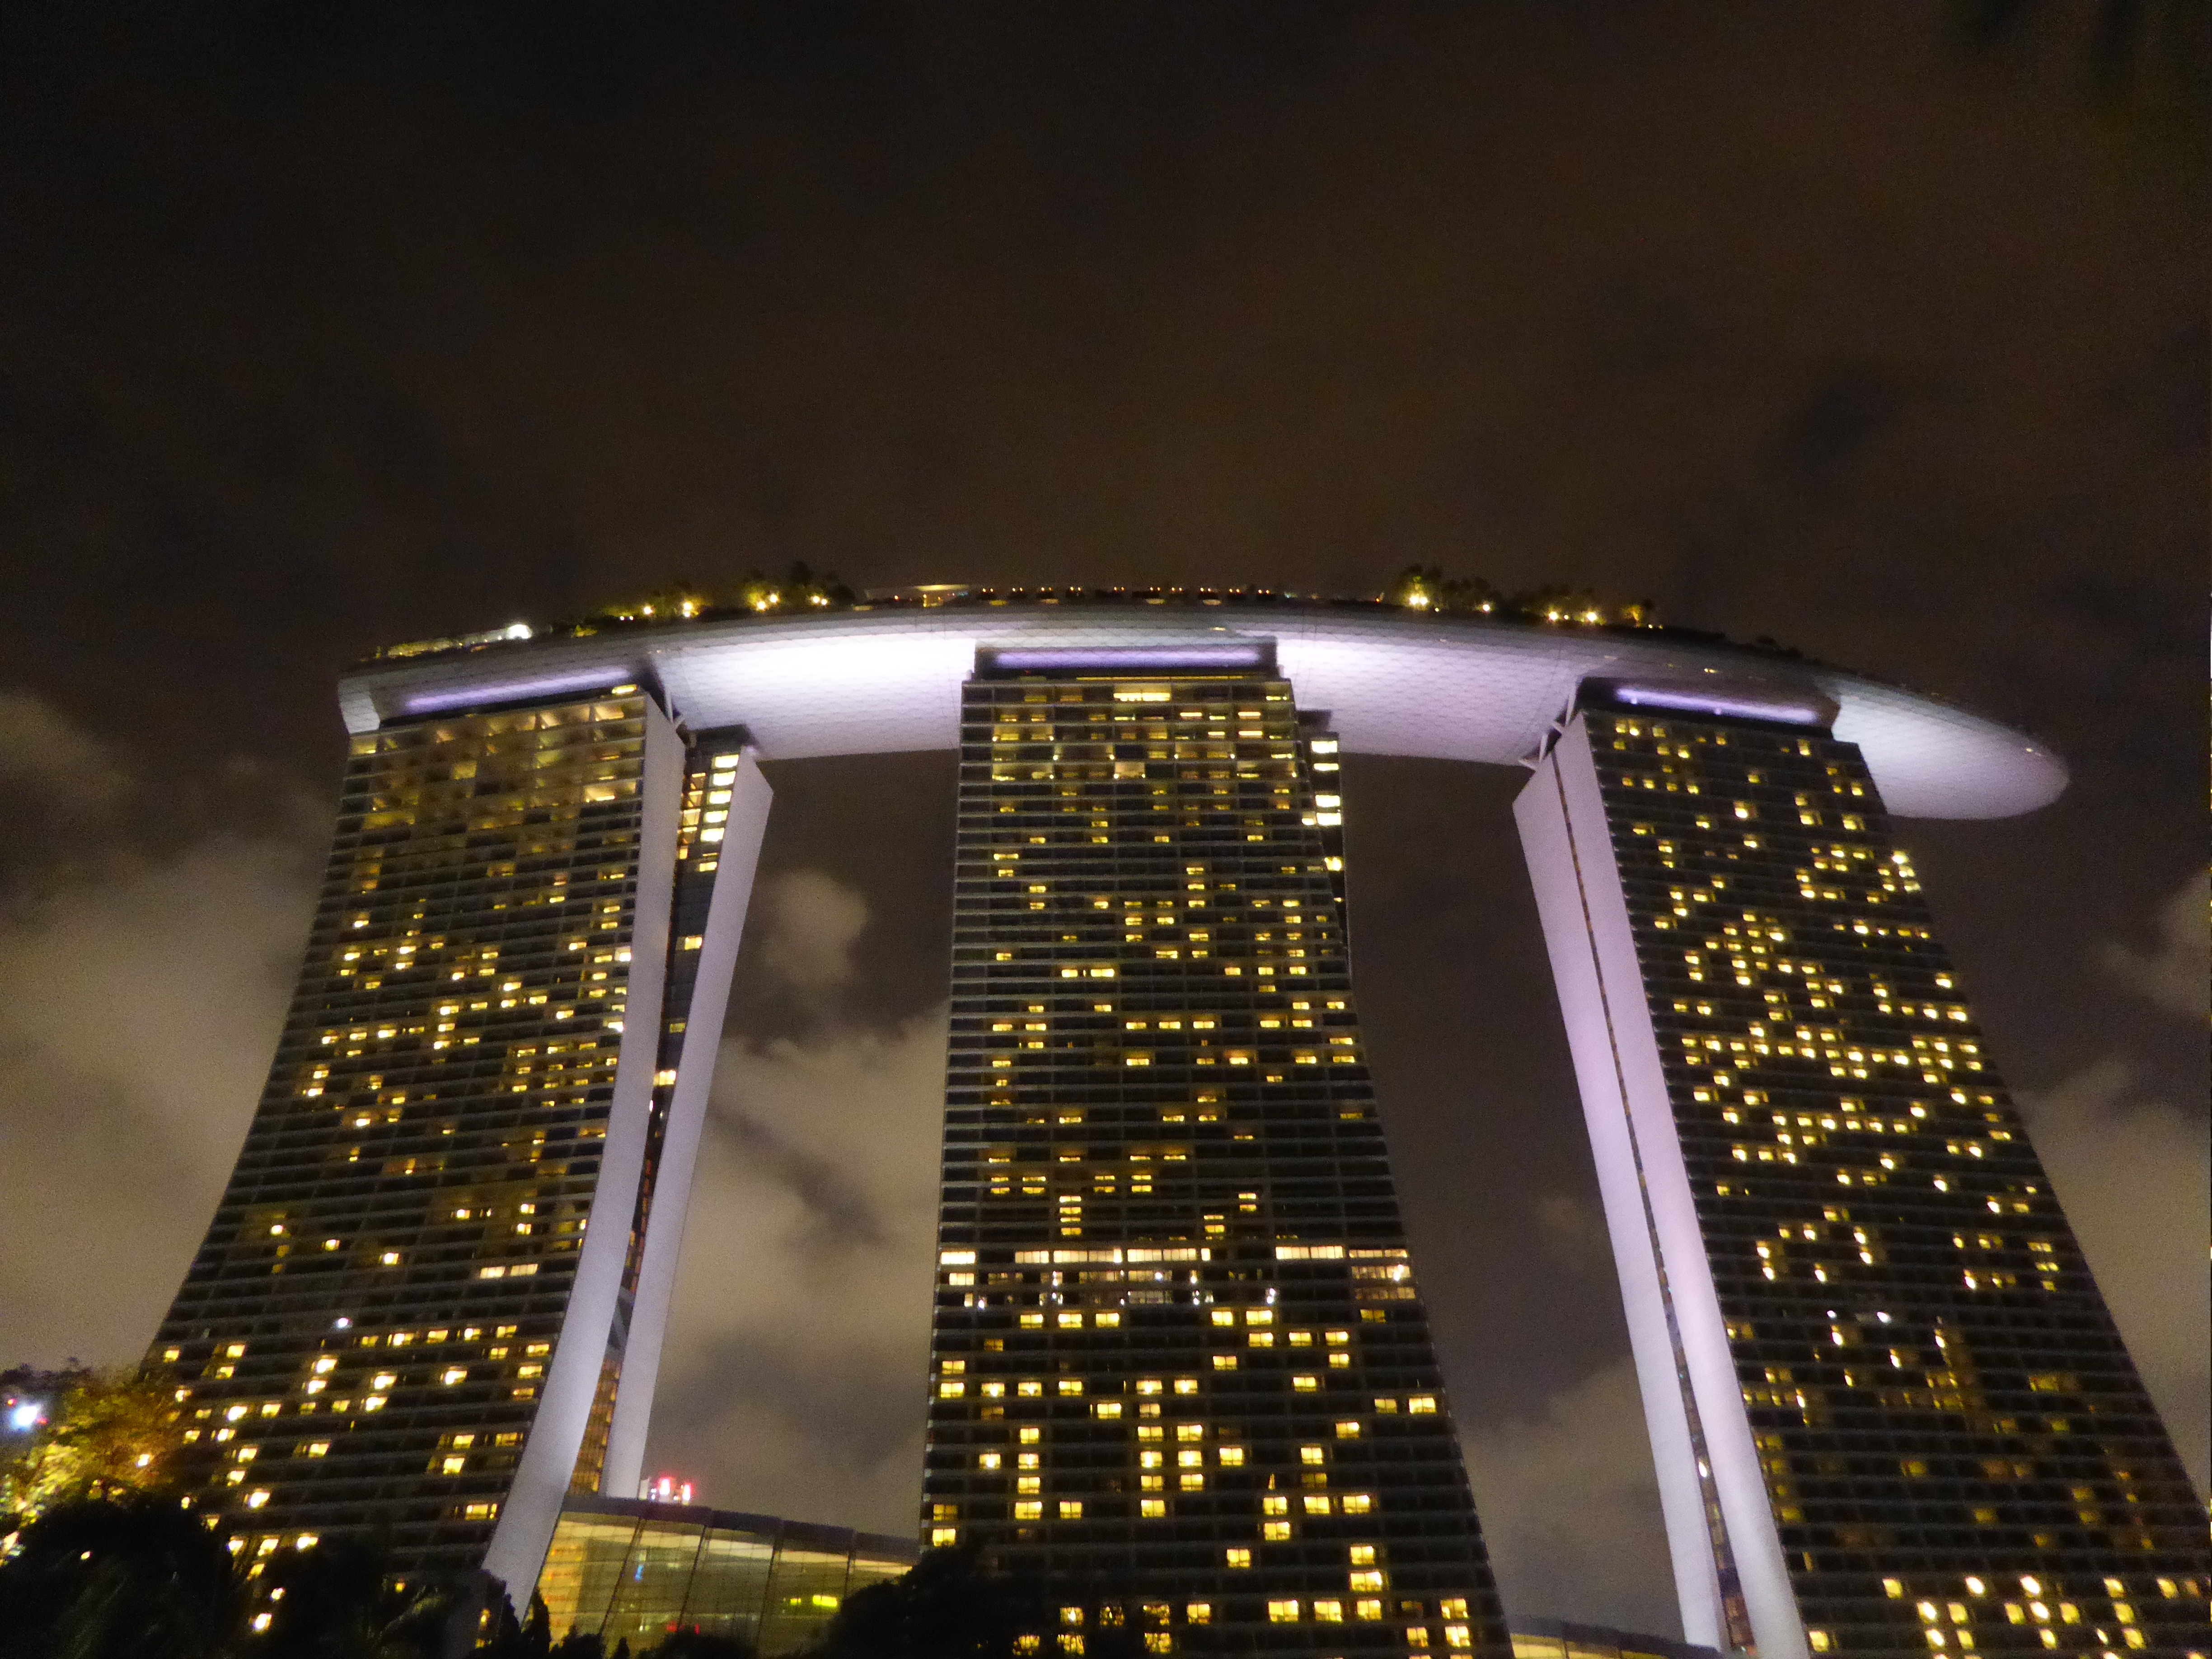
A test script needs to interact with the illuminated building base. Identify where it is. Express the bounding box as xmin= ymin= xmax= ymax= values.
xmin=534 ymin=1494 xmax=915 ymax=1654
